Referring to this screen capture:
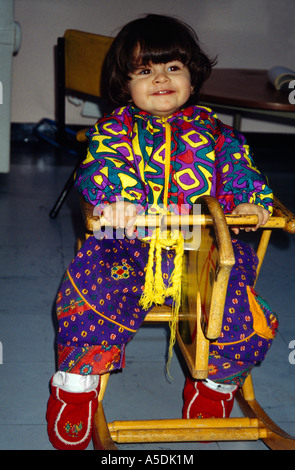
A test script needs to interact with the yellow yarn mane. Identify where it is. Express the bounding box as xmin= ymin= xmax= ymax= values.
xmin=139 ymin=227 xmax=184 ymax=376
